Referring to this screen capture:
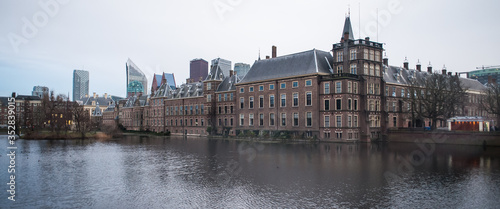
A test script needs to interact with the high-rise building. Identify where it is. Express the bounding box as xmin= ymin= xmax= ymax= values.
xmin=211 ymin=58 xmax=231 ymax=78
xmin=73 ymin=69 xmax=89 ymax=101
xmin=190 ymin=59 xmax=208 ymax=82
xmin=234 ymin=63 xmax=250 ymax=78
xmin=126 ymin=58 xmax=148 ymax=98
xmin=32 ymin=86 xmax=49 ymax=99
xmin=467 ymin=66 xmax=500 ymax=85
